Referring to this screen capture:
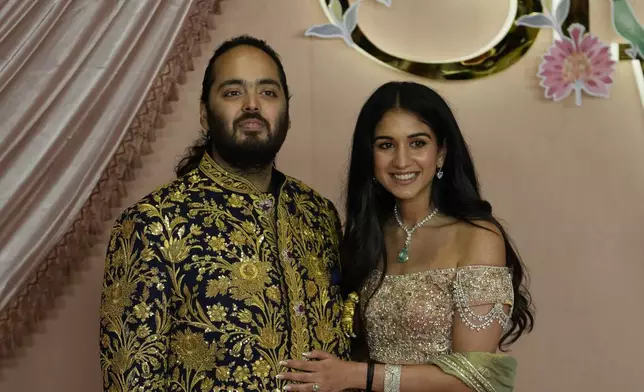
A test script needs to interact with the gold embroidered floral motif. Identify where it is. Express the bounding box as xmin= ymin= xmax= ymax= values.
xmin=230 ymin=259 xmax=272 ymax=296
xmin=207 ymin=304 xmax=227 ymax=322
xmin=208 ymin=235 xmax=226 ymax=251
xmin=258 ymin=326 xmax=281 ymax=349
xmin=206 ymin=276 xmax=231 ymax=297
xmin=253 ymin=358 xmax=272 ymax=378
xmin=100 ymin=153 xmax=348 ymax=391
